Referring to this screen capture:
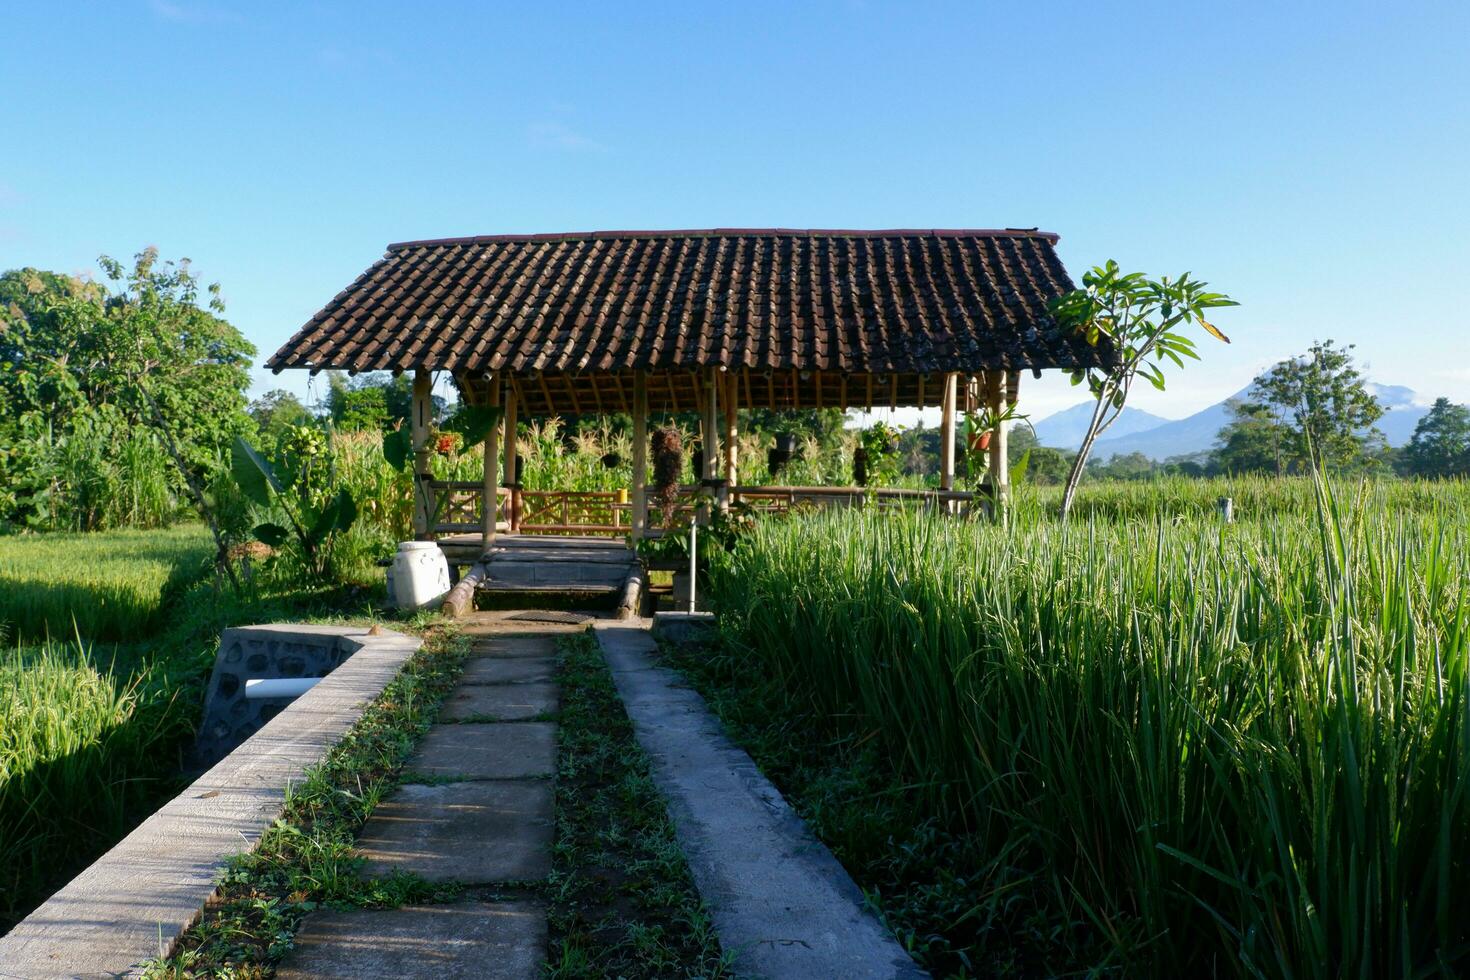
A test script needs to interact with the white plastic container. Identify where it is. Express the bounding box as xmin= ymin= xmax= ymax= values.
xmin=387 ymin=541 xmax=451 ymax=610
